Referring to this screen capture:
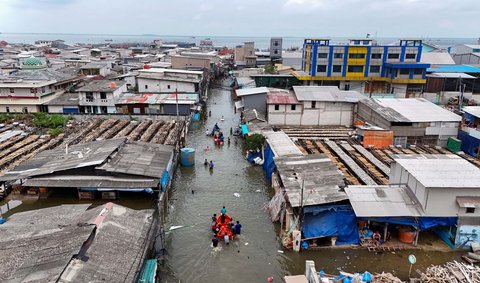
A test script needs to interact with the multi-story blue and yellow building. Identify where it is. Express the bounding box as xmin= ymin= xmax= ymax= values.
xmin=293 ymin=38 xmax=430 ymax=97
